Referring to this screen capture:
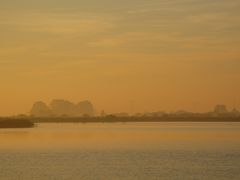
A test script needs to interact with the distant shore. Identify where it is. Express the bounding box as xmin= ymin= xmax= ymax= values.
xmin=0 ymin=119 xmax=34 ymax=128
xmin=8 ymin=116 xmax=240 ymax=123
xmin=1 ymin=117 xmax=240 ymax=127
